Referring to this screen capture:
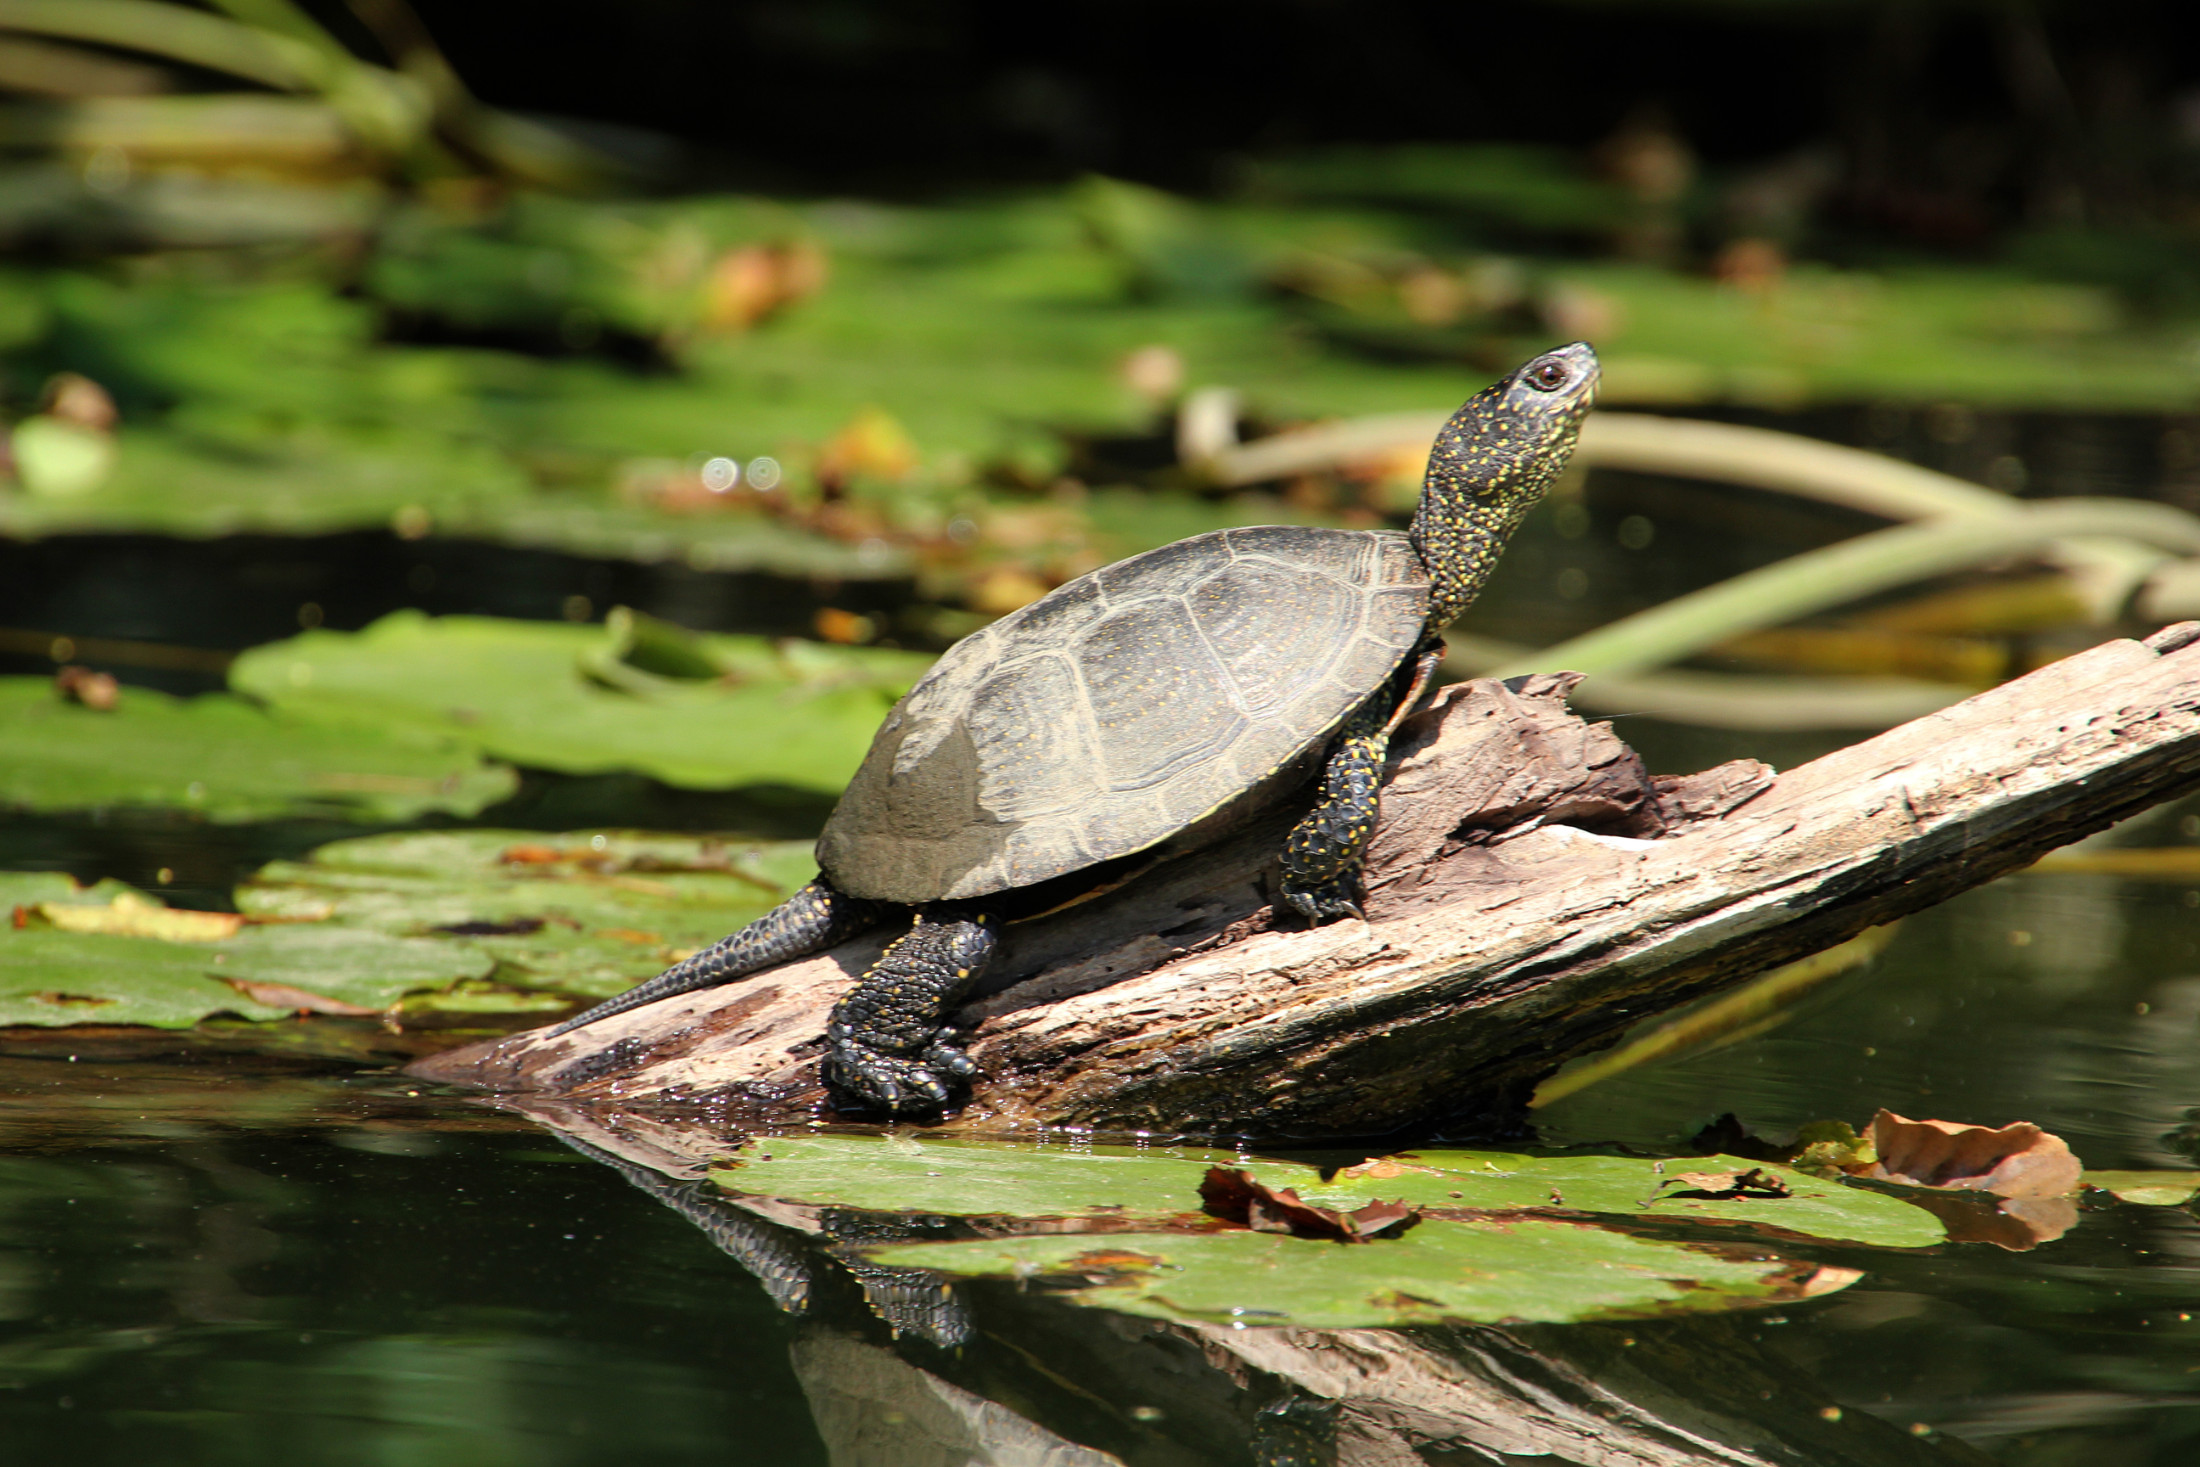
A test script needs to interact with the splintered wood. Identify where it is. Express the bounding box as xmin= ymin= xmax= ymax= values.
xmin=412 ymin=624 xmax=2200 ymax=1136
